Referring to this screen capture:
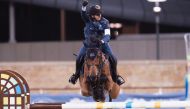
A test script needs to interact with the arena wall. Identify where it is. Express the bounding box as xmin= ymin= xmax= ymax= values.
xmin=0 ymin=60 xmax=187 ymax=93
xmin=0 ymin=33 xmax=186 ymax=61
